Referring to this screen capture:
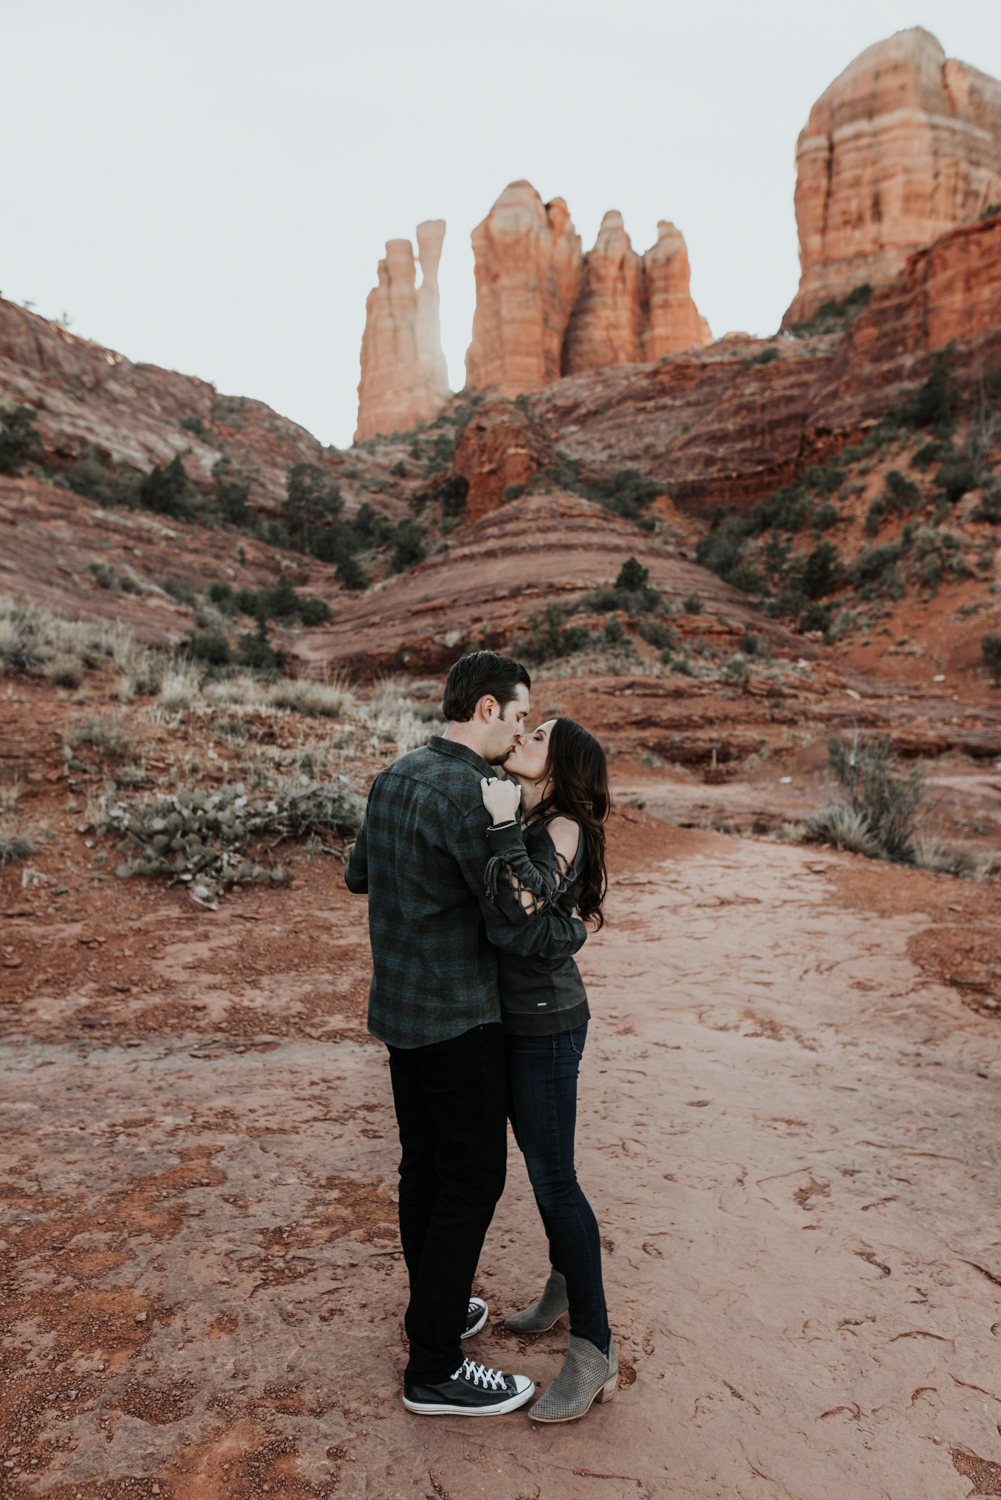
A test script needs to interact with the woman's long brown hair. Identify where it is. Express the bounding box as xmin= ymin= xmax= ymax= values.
xmin=531 ymin=717 xmax=610 ymax=928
